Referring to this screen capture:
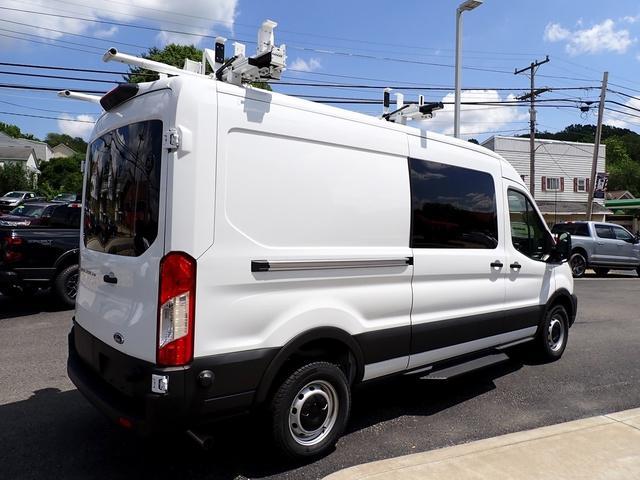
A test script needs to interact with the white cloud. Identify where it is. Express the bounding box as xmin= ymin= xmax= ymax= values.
xmin=57 ymin=114 xmax=96 ymax=140
xmin=543 ymin=19 xmax=635 ymax=55
xmin=622 ymin=15 xmax=639 ymax=24
xmin=94 ymin=26 xmax=118 ymax=39
xmin=0 ymin=0 xmax=238 ymax=48
xmin=544 ymin=23 xmax=570 ymax=42
xmin=289 ymin=57 xmax=322 ymax=72
xmin=422 ymin=90 xmax=527 ymax=138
